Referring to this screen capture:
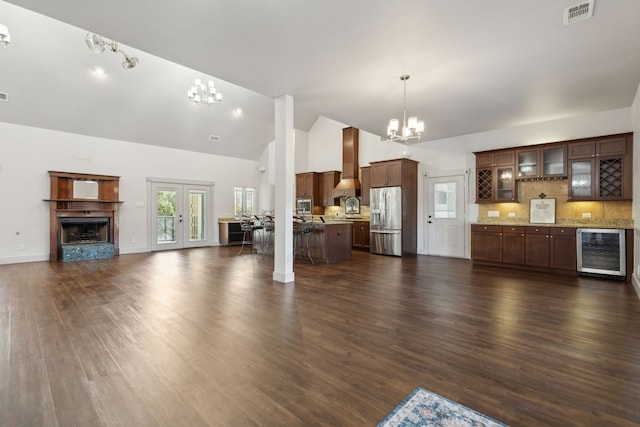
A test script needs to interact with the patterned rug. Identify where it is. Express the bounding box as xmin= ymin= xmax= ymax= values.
xmin=378 ymin=387 xmax=508 ymax=427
